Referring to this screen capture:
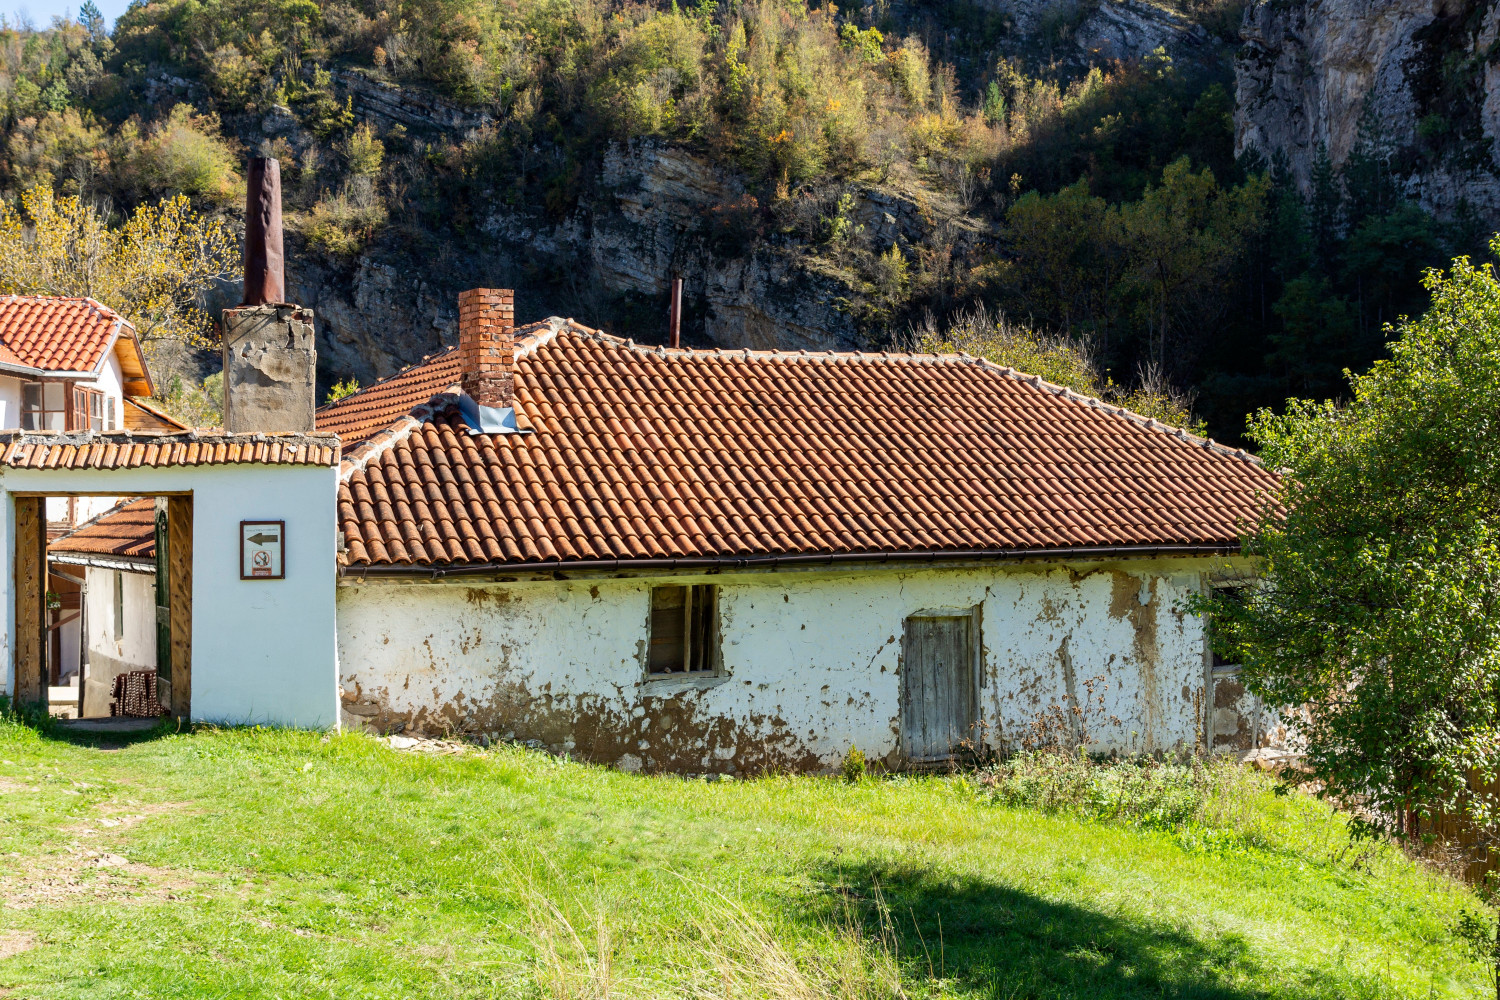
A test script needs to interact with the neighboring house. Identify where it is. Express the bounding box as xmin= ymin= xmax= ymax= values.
xmin=47 ymin=499 xmax=159 ymax=717
xmin=321 ymin=291 xmax=1280 ymax=773
xmin=0 ymin=296 xmax=179 ymax=715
